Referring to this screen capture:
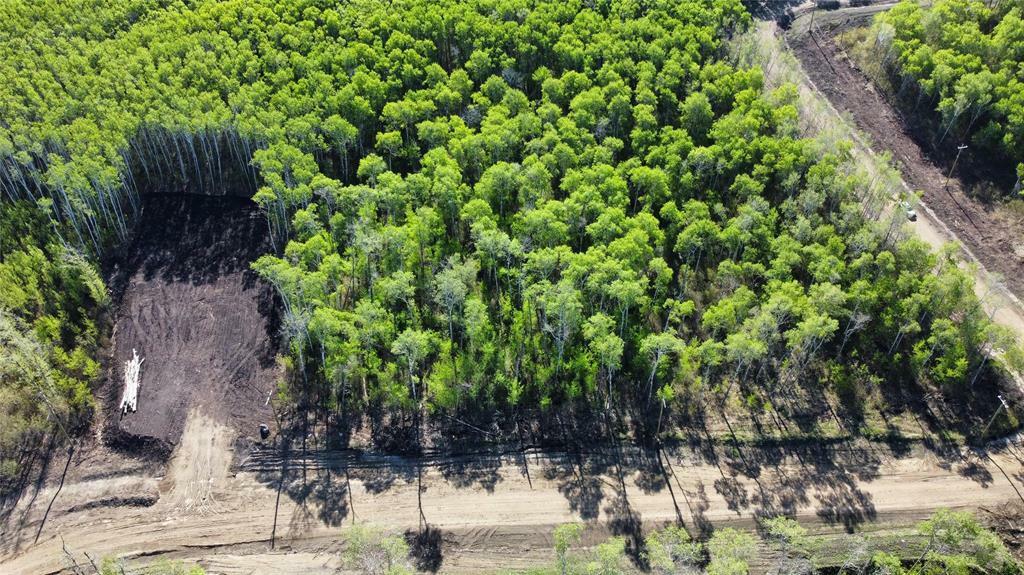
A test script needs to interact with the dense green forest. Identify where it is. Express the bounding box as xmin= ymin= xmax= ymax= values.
xmin=0 ymin=0 xmax=1021 ymax=459
xmin=0 ymin=201 xmax=104 ymax=481
xmin=870 ymin=0 xmax=1024 ymax=190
